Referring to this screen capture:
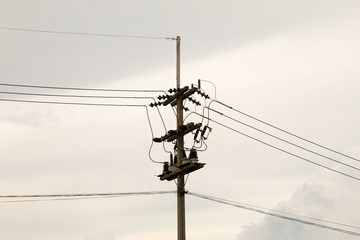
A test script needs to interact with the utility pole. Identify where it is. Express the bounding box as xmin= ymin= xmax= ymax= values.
xmin=152 ymin=36 xmax=206 ymax=240
xmin=175 ymin=36 xmax=186 ymax=240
